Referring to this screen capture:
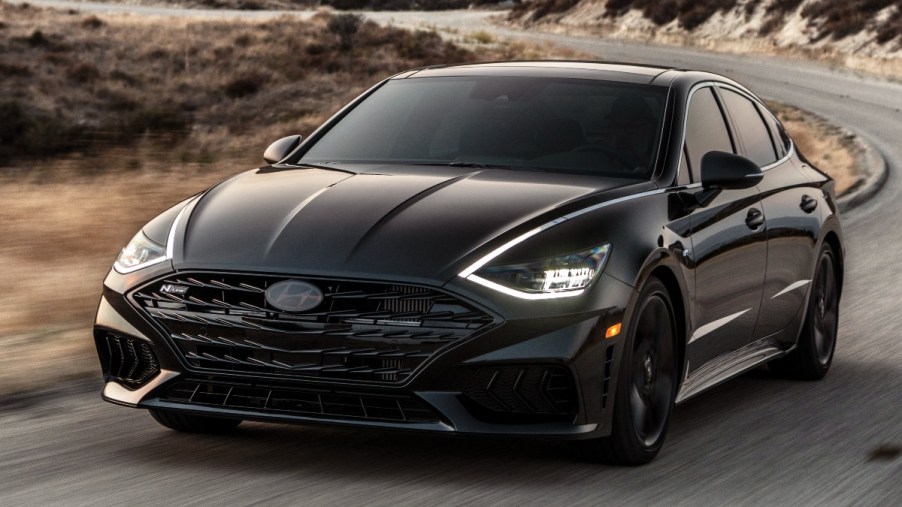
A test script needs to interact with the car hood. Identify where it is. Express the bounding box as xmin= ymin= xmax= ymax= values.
xmin=176 ymin=165 xmax=645 ymax=284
